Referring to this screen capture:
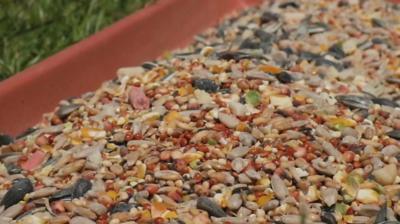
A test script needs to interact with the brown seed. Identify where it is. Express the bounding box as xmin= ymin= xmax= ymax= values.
xmin=160 ymin=151 xmax=171 ymax=161
xmin=26 ymin=187 xmax=58 ymax=200
xmin=125 ymin=151 xmax=140 ymax=166
xmin=56 ymin=159 xmax=85 ymax=176
xmin=87 ymin=202 xmax=107 ymax=216
xmin=2 ymin=203 xmax=24 ymax=218
xmin=70 ymin=216 xmax=96 ymax=224
xmin=164 ymin=100 xmax=175 ymax=110
xmin=372 ymin=163 xmax=397 ymax=185
xmin=110 ymin=164 xmax=124 ymax=176
xmin=237 ymin=79 xmax=250 ymax=90
xmin=49 ymin=215 xmax=70 ymax=224
xmin=74 ymin=206 xmax=97 ymax=220
xmin=111 ymin=211 xmax=134 ymax=222
xmin=154 ymin=170 xmax=182 ymax=180
xmin=271 ymin=174 xmax=288 ymax=200
xmin=35 ymin=134 xmax=49 ymax=146
xmin=187 ymin=103 xmax=200 ymax=110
